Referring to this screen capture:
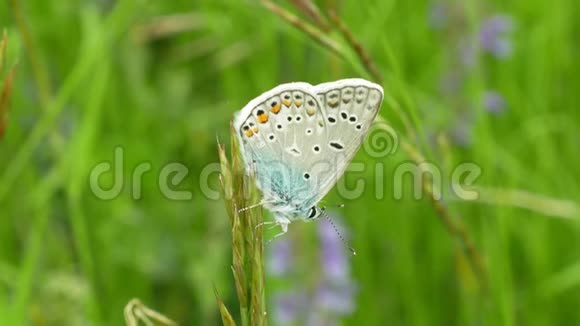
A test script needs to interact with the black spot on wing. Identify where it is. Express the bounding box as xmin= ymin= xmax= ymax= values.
xmin=329 ymin=141 xmax=344 ymax=151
